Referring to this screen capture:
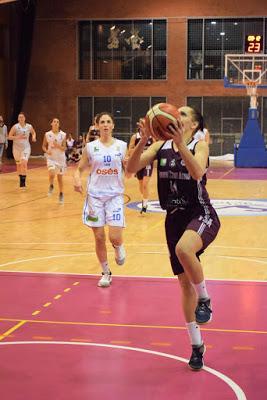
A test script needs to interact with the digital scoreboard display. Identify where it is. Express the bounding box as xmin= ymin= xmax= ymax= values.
xmin=245 ymin=35 xmax=263 ymax=53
